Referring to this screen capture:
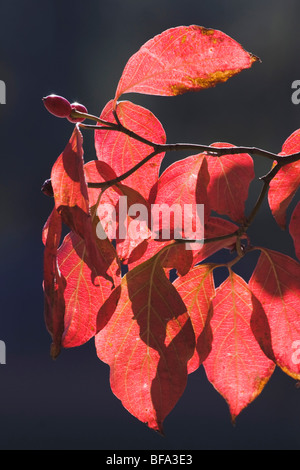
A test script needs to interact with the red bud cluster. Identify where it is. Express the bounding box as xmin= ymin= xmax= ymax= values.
xmin=43 ymin=95 xmax=88 ymax=123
